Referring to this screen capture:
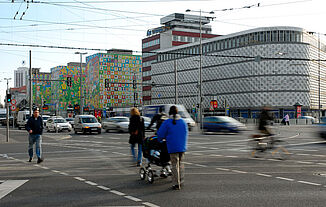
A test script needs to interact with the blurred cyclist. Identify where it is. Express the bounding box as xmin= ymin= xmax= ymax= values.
xmin=258 ymin=106 xmax=274 ymax=136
